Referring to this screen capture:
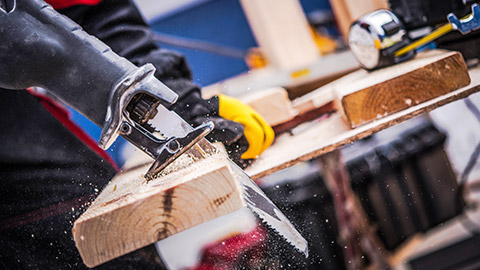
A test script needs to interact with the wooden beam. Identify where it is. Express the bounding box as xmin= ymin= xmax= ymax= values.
xmin=240 ymin=0 xmax=320 ymax=70
xmin=213 ymin=51 xmax=469 ymax=134
xmin=336 ymin=50 xmax=470 ymax=128
xmin=73 ymin=151 xmax=246 ymax=267
xmin=319 ymin=150 xmax=391 ymax=269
